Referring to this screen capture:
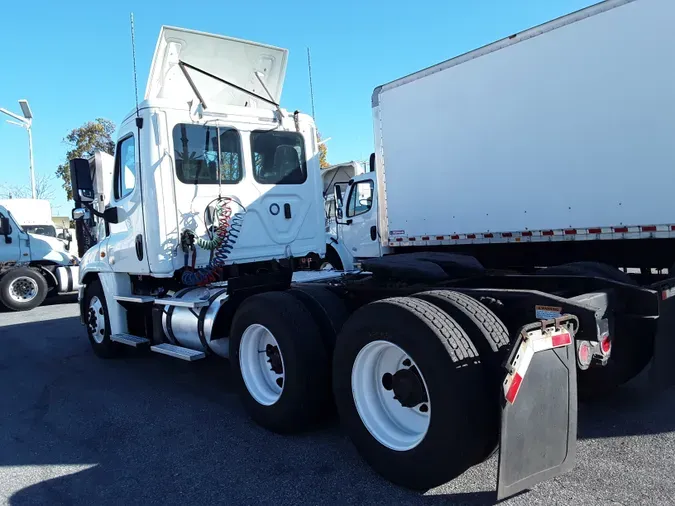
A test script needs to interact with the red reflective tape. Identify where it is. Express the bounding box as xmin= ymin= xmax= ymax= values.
xmin=421 ymin=236 xmax=430 ymax=241
xmin=436 ymin=236 xmax=444 ymax=240
xmin=451 ymin=235 xmax=460 ymax=240
xmin=564 ymin=229 xmax=577 ymax=235
xmin=505 ymin=373 xmax=523 ymax=404
xmin=484 ymin=233 xmax=493 ymax=238
xmin=642 ymin=225 xmax=656 ymax=232
xmin=502 ymin=232 xmax=512 ymax=238
xmin=467 ymin=234 xmax=476 ymax=239
xmin=409 ymin=237 xmax=416 ymax=241
xmin=542 ymin=230 xmax=554 ymax=236
xmin=671 ymin=225 xmax=675 ymax=232
xmin=551 ymin=332 xmax=572 ymax=347
xmin=614 ymin=226 xmax=628 ymax=233
xmin=588 ymin=228 xmax=601 ymax=234
xmin=521 ymin=231 xmax=532 ymax=237
xmin=395 ymin=238 xmax=403 ymax=242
